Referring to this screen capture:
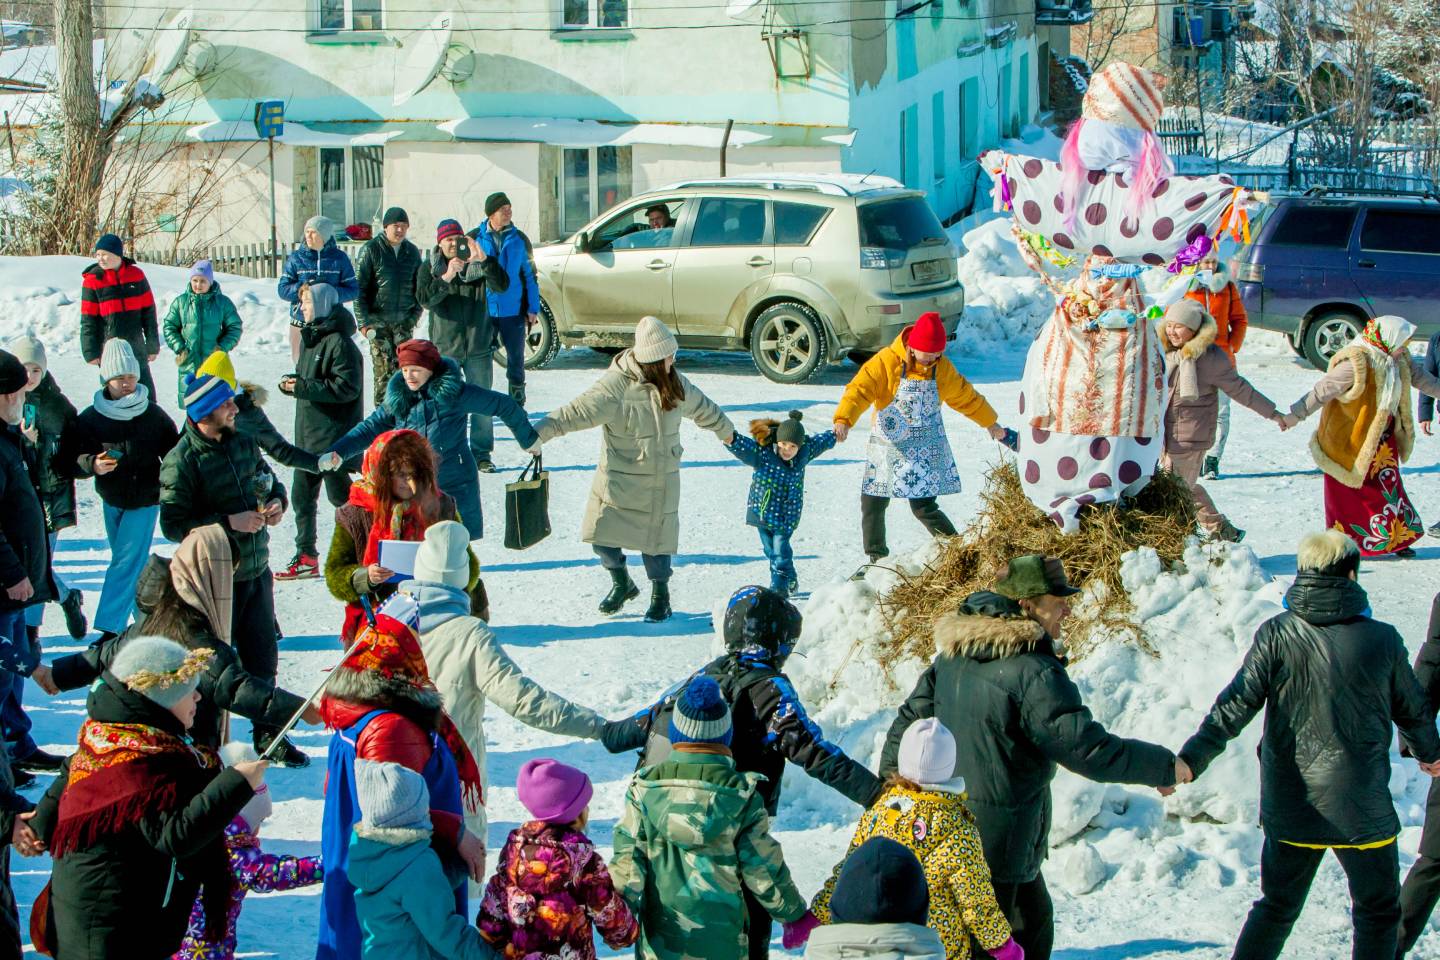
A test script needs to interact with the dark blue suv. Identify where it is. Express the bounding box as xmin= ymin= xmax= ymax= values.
xmin=1231 ymin=193 xmax=1440 ymax=369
